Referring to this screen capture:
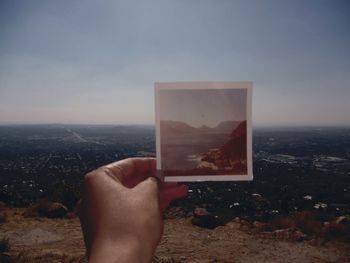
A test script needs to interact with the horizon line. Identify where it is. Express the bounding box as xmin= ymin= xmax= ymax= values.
xmin=0 ymin=122 xmax=349 ymax=128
